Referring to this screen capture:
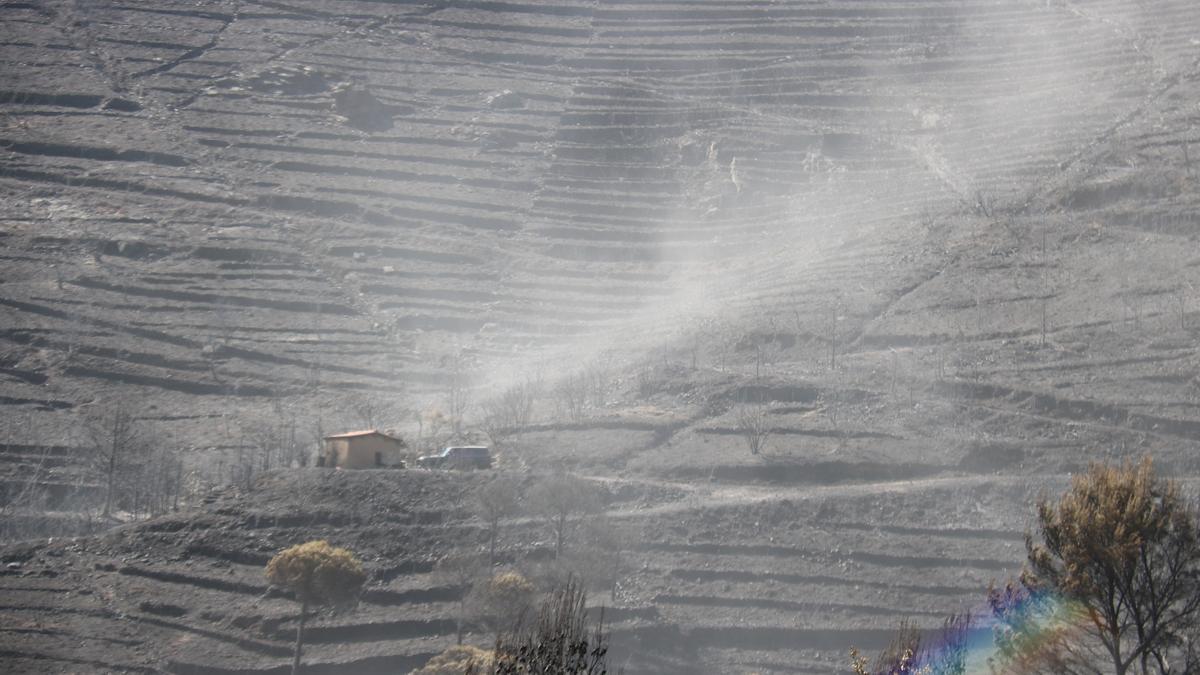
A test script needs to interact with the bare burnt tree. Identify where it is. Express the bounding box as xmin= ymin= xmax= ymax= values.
xmin=1117 ymin=283 xmax=1143 ymax=333
xmin=554 ymin=373 xmax=588 ymax=423
xmin=688 ymin=316 xmax=712 ymax=370
xmin=249 ymin=404 xmax=305 ymax=472
xmin=422 ymin=406 xmax=451 ymax=453
xmin=734 ymin=402 xmax=772 ymax=455
xmin=481 ymin=378 xmax=539 ymax=431
xmin=475 ymin=477 xmax=522 ymax=566
xmin=146 ymin=445 xmax=184 ymax=516
xmin=822 ymin=388 xmax=843 ymax=441
xmin=694 ymin=315 xmax=738 ymax=375
xmin=528 ymin=474 xmax=603 ymax=559
xmin=435 ymin=550 xmax=488 ymax=645
xmin=504 ymin=379 xmax=539 ymax=428
xmin=58 ymin=313 xmax=88 ymax=367
xmin=442 ymin=350 xmax=473 ymax=435
xmin=309 ymin=413 xmax=328 ymax=467
xmin=251 ymin=426 xmax=278 ymax=475
xmin=477 ymin=413 xmax=511 ymax=468
xmin=585 ymin=357 xmax=613 ymax=409
xmin=230 ymin=443 xmax=257 ymax=492
xmin=345 ymin=391 xmax=398 ymax=431
xmin=750 ymin=309 xmax=786 ymax=381
xmin=633 ymin=359 xmax=659 ymax=400
xmin=748 ymin=332 xmax=784 ymax=383
xmin=126 ymin=441 xmax=183 ymax=520
xmin=0 ymin=442 xmax=53 ymax=541
xmin=491 ymin=578 xmax=609 ymax=675
xmin=571 ymin=517 xmax=624 ymax=603
xmin=86 ymin=399 xmax=149 ymax=517
xmin=827 ymin=295 xmax=844 ymax=371
xmin=1171 ymin=281 xmax=1193 ymax=331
